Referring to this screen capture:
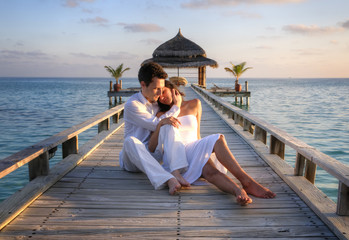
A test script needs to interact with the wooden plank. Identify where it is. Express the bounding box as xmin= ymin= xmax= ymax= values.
xmin=0 ymin=122 xmax=124 ymax=230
